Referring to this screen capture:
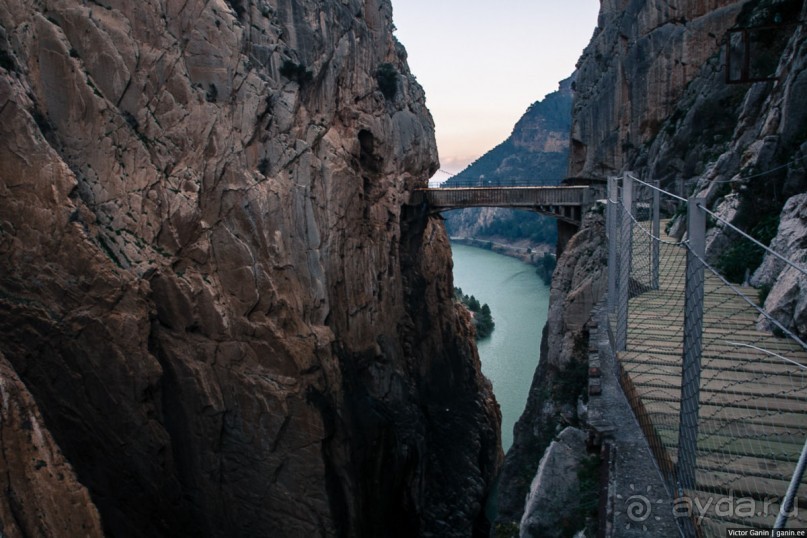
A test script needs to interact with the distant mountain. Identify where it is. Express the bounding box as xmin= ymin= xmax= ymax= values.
xmin=443 ymin=76 xmax=574 ymax=247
